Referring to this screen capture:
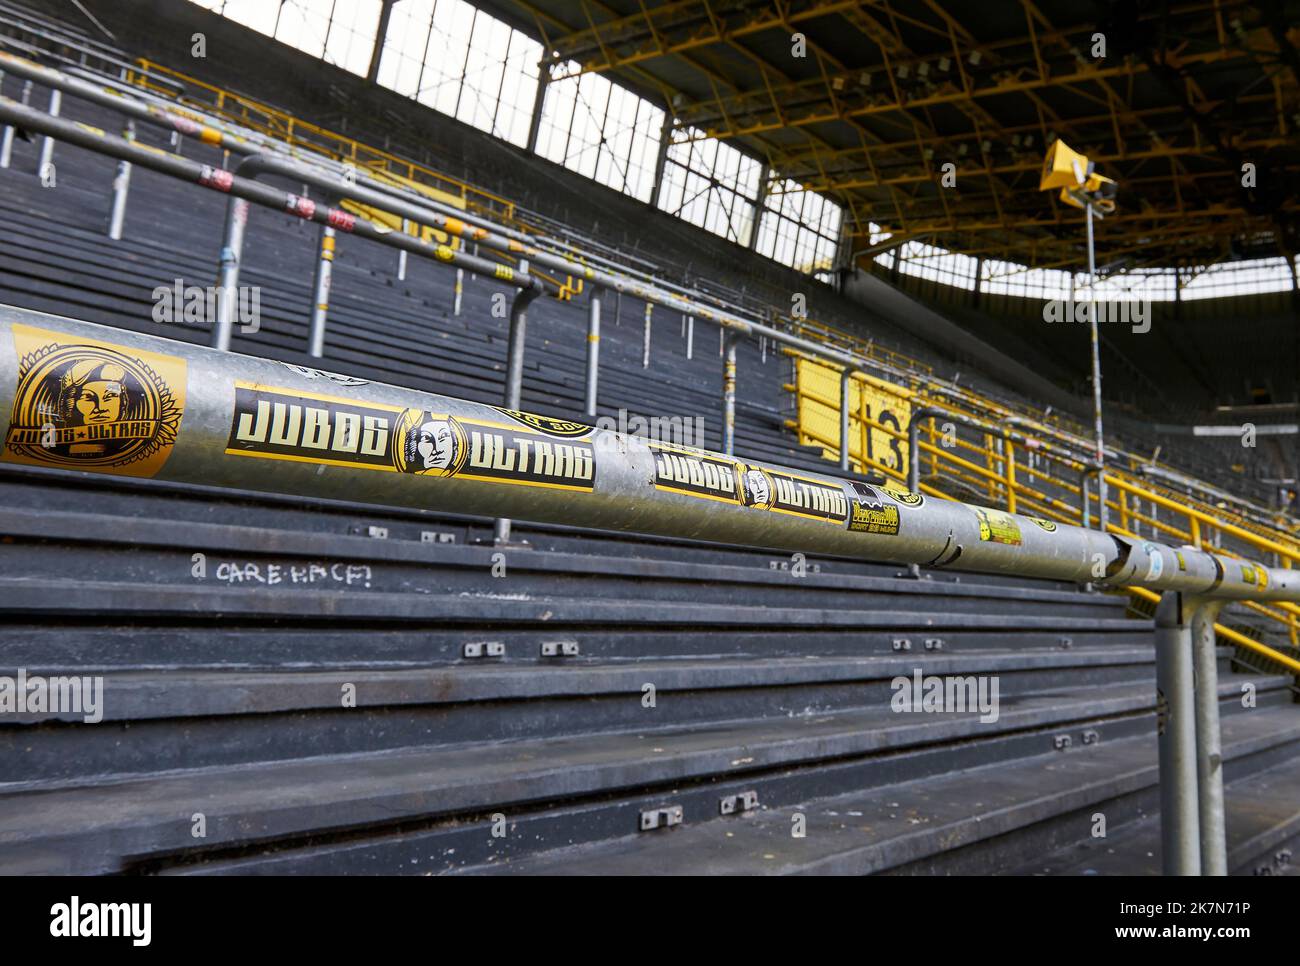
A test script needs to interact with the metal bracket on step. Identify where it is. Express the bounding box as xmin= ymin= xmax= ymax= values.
xmin=1058 ymin=636 xmax=1073 ymax=649
xmin=720 ymin=791 xmax=759 ymax=815
xmin=541 ymin=640 xmax=580 ymax=657
xmin=1053 ymin=734 xmax=1073 ymax=751
xmin=924 ymin=637 xmax=945 ymax=651
xmin=421 ymin=530 xmax=456 ymax=544
xmin=1082 ymin=729 xmax=1100 ymax=745
xmin=892 ymin=638 xmax=912 ymax=652
xmin=640 ymin=805 xmax=683 ymax=831
xmin=463 ymin=641 xmax=505 ymax=659
xmin=352 ymin=525 xmax=388 ymax=539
